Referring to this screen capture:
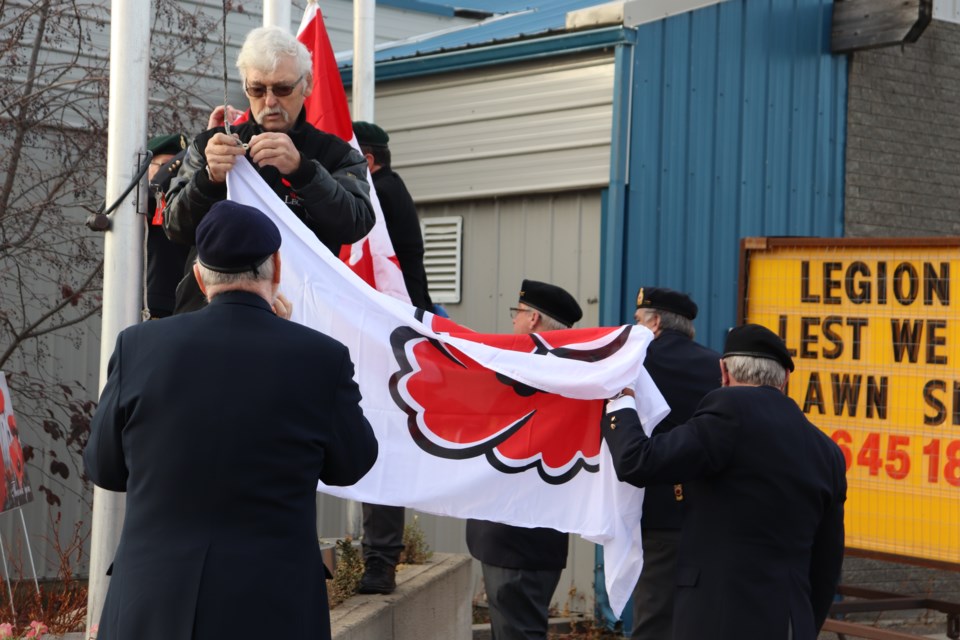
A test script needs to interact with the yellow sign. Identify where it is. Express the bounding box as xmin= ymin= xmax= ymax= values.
xmin=741 ymin=238 xmax=960 ymax=567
